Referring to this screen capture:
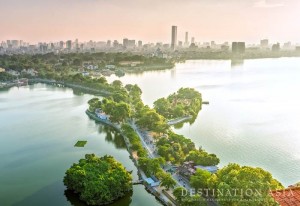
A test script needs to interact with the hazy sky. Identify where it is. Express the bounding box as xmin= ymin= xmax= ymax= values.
xmin=0 ymin=0 xmax=299 ymax=44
